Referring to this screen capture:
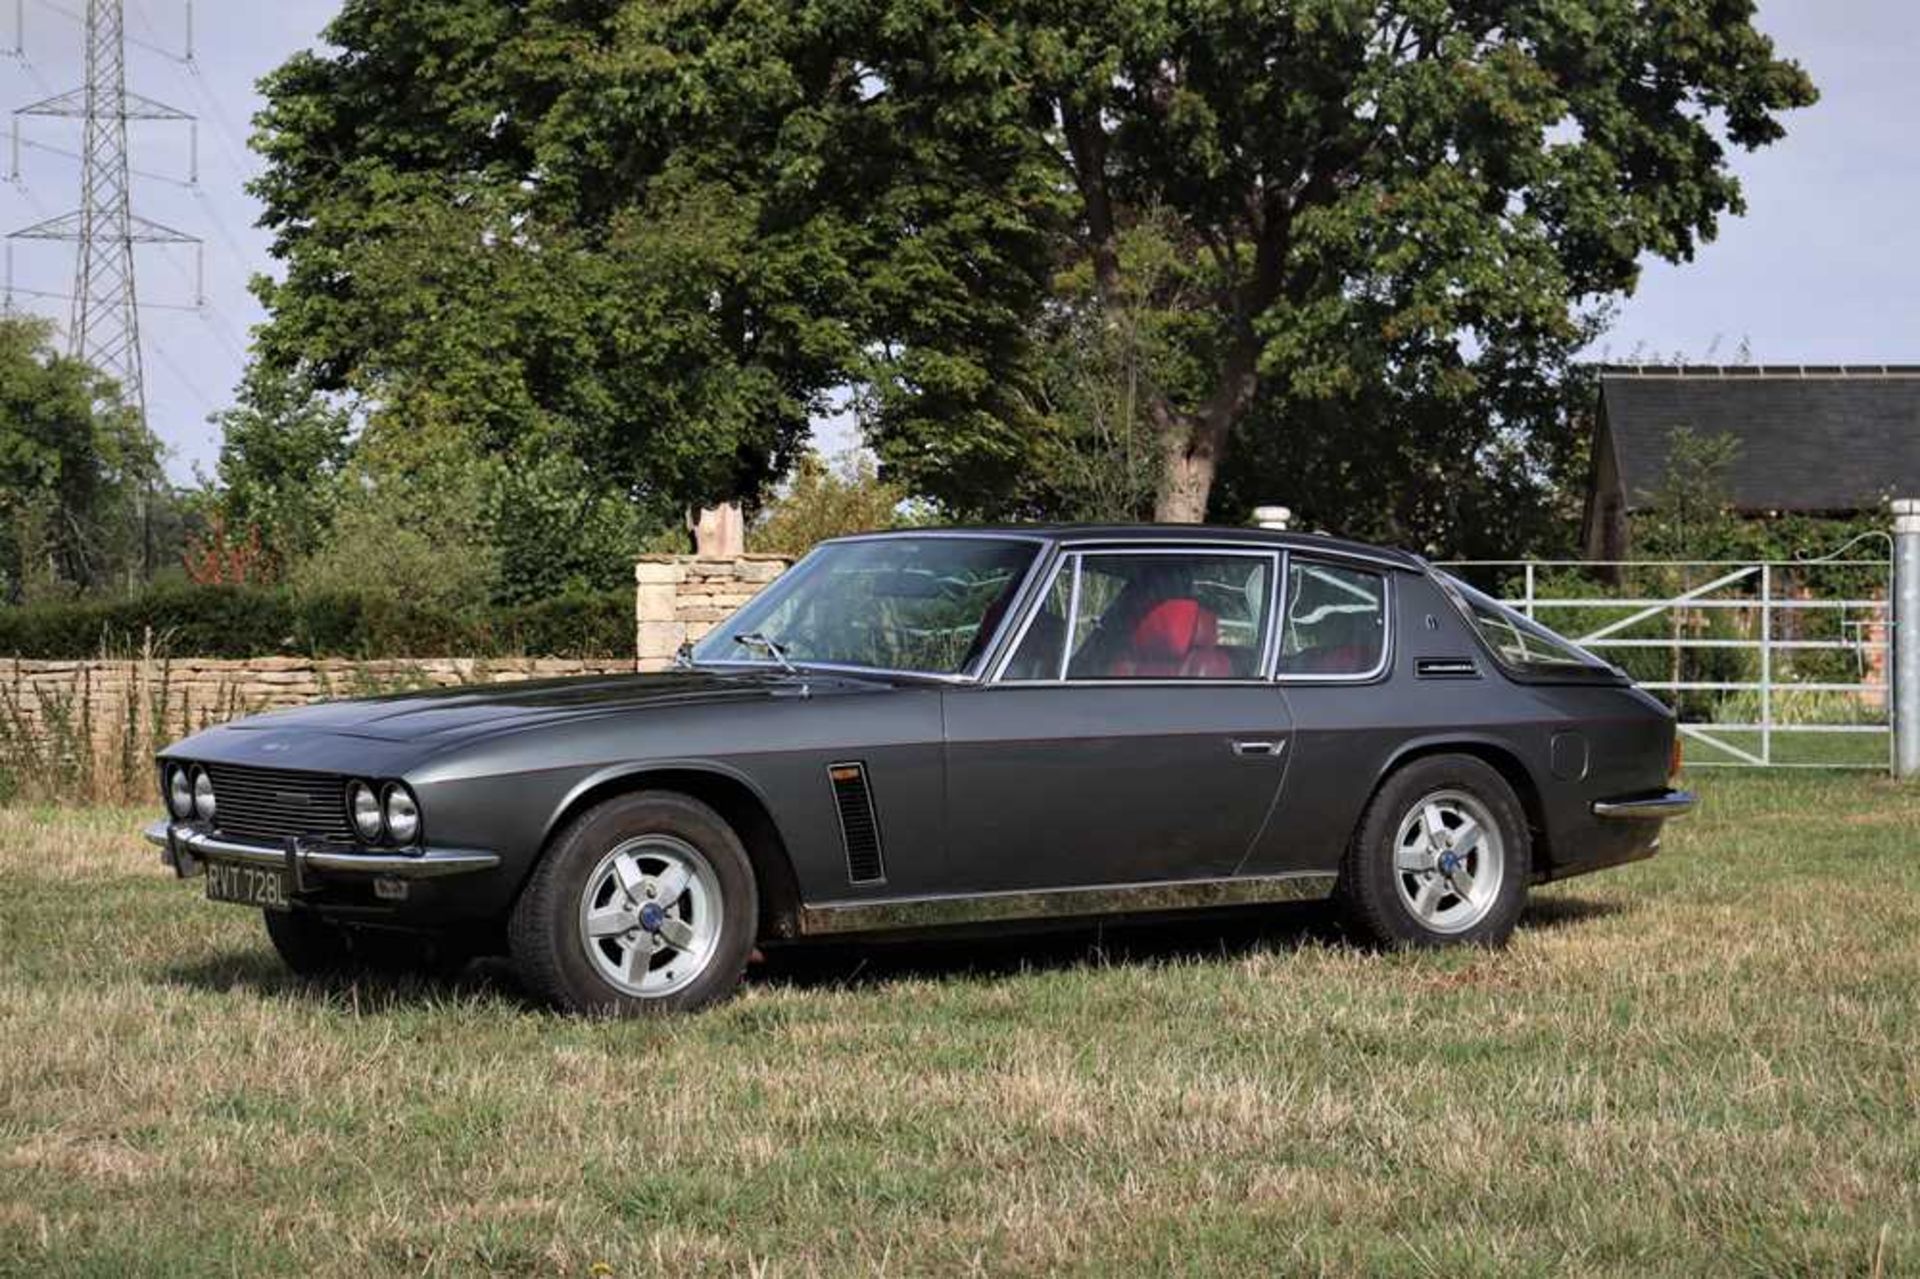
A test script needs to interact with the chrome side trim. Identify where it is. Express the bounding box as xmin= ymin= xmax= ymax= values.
xmin=796 ymin=870 xmax=1339 ymax=936
xmin=1590 ymin=790 xmax=1699 ymax=820
xmin=144 ymin=820 xmax=499 ymax=879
